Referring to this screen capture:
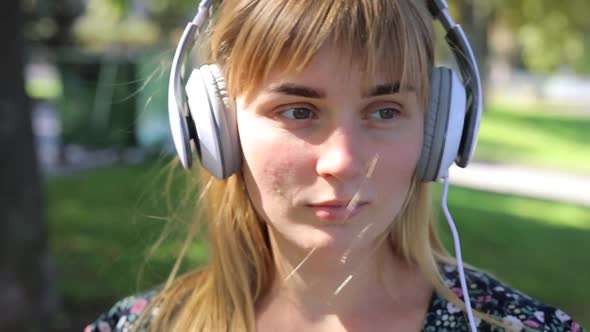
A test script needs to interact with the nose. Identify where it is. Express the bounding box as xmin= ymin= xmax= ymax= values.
xmin=315 ymin=126 xmax=366 ymax=181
